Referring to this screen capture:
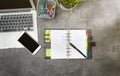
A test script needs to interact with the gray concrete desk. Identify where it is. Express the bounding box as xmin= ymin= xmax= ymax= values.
xmin=0 ymin=0 xmax=120 ymax=76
